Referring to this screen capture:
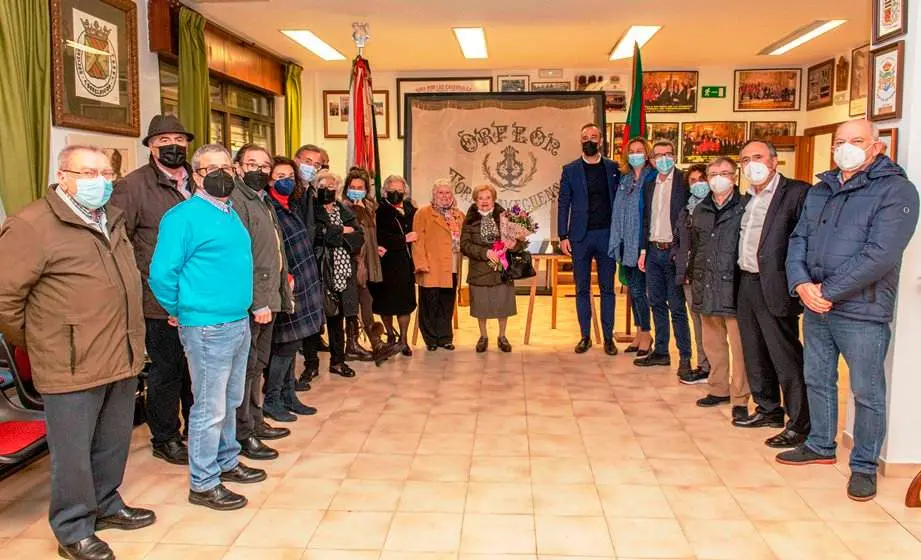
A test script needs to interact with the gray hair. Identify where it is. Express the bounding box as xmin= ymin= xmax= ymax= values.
xmin=740 ymin=139 xmax=778 ymax=158
xmin=383 ymin=174 xmax=408 ymax=192
xmin=316 ymin=170 xmax=343 ymax=195
xmin=431 ymin=178 xmax=452 ymax=195
xmin=707 ymin=156 xmax=738 ymax=172
xmin=58 ymin=145 xmax=106 ymax=169
xmin=191 ymin=143 xmax=231 ymax=171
